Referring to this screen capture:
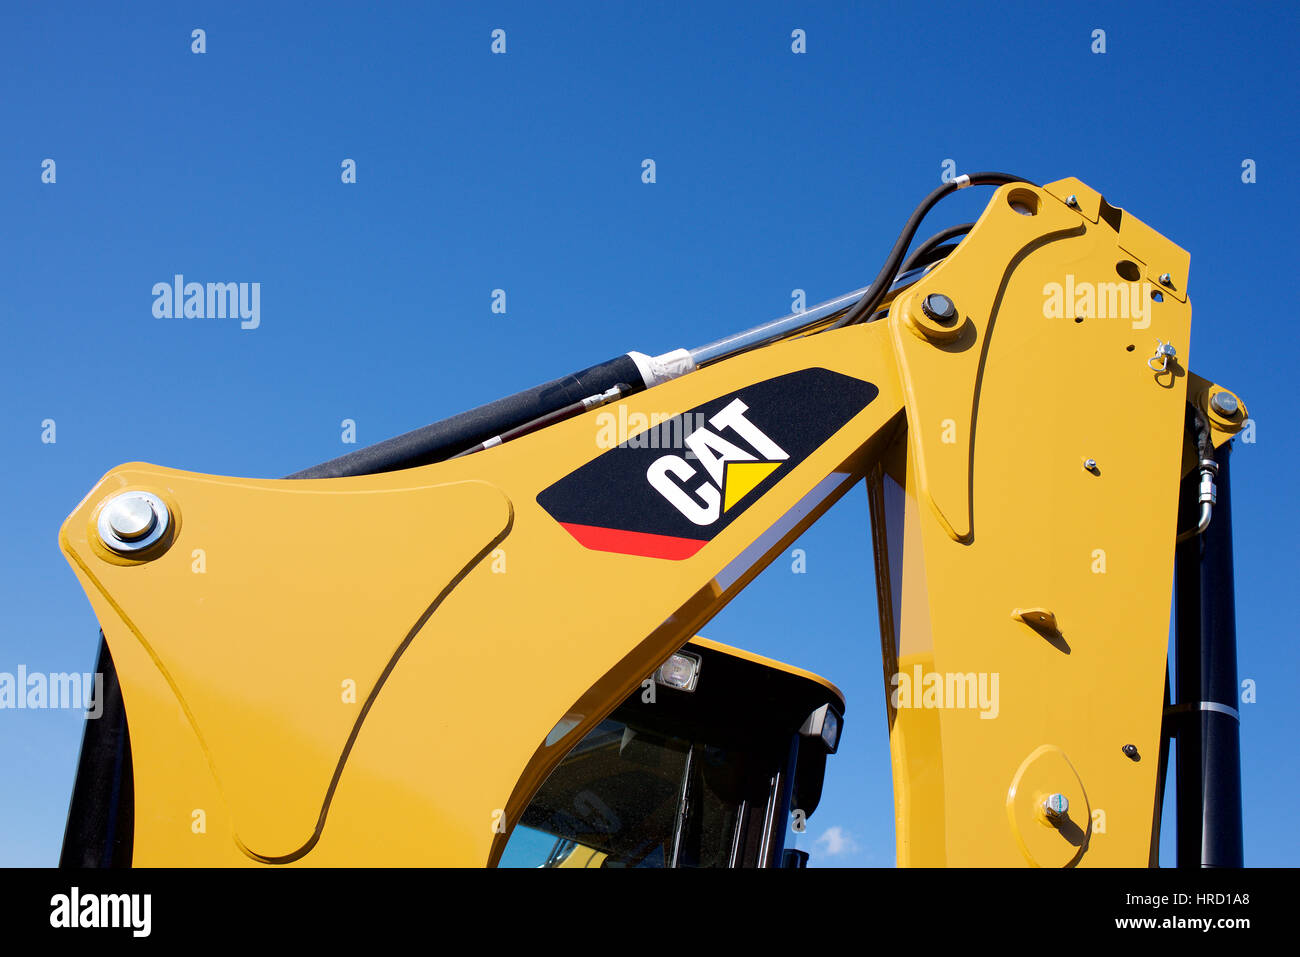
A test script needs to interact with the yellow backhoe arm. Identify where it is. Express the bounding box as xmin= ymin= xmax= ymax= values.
xmin=58 ymin=177 xmax=1246 ymax=866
